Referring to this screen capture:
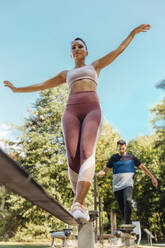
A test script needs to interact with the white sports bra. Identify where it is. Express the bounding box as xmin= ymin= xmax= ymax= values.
xmin=66 ymin=64 xmax=98 ymax=88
